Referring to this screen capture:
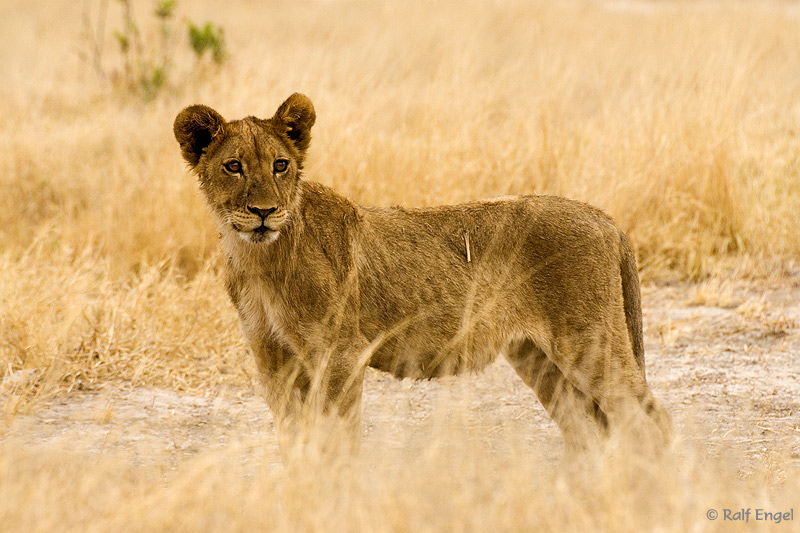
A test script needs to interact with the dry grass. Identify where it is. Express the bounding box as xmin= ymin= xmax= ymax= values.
xmin=1 ymin=0 xmax=799 ymax=530
xmin=0 ymin=243 xmax=251 ymax=414
xmin=1 ymin=420 xmax=797 ymax=533
xmin=3 ymin=1 xmax=800 ymax=279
